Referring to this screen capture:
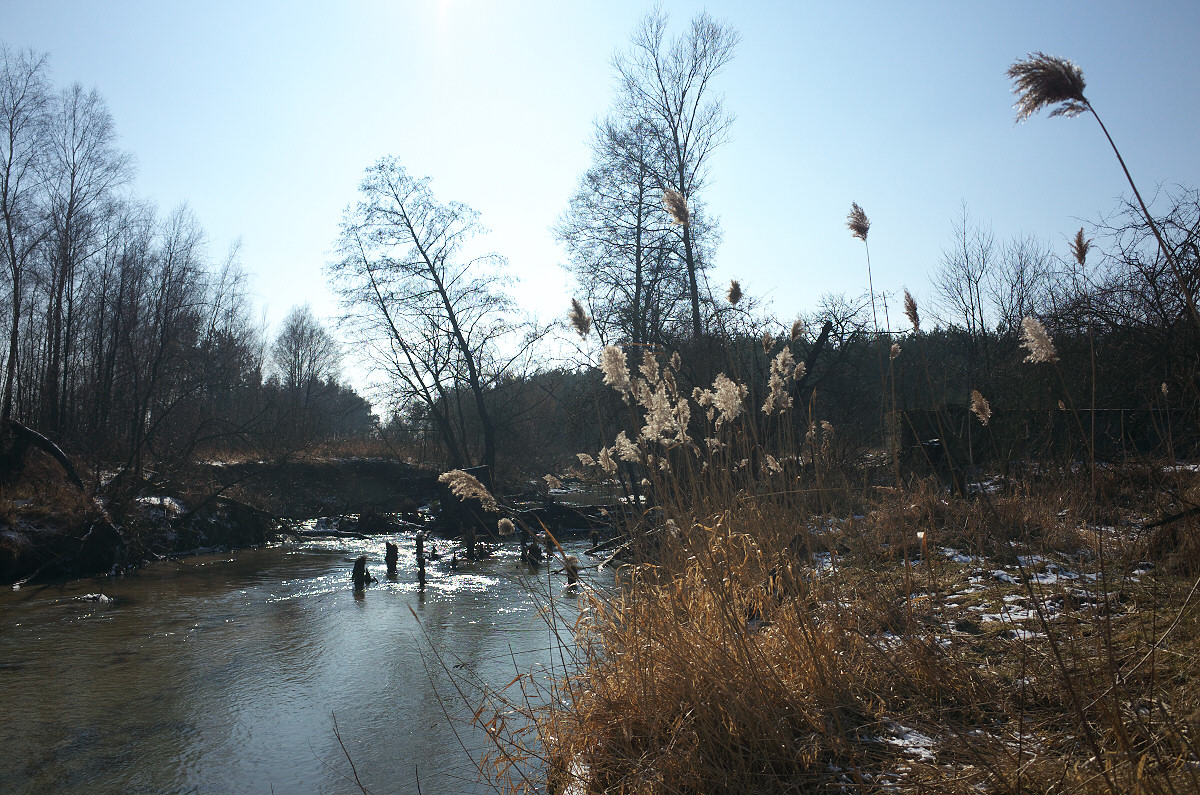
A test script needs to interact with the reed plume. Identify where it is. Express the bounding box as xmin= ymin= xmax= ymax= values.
xmin=569 ymin=298 xmax=592 ymax=337
xmin=497 ymin=517 xmax=515 ymax=536
xmin=904 ymin=289 xmax=920 ymax=333
xmin=1009 ymin=52 xmax=1200 ymax=326
xmin=727 ymin=280 xmax=742 ymax=305
xmin=1007 ymin=52 xmax=1087 ymax=121
xmin=600 ymin=345 xmax=631 ymax=393
xmin=970 ymin=389 xmax=992 ymax=426
xmin=1071 ymin=228 xmax=1091 ymax=267
xmin=890 ymin=342 xmax=901 ymax=360
xmin=1020 ymin=316 xmax=1058 ymax=363
xmin=846 ymin=202 xmax=870 ymax=241
xmin=847 ymin=202 xmax=879 ymax=334
xmin=439 ymin=469 xmax=498 ymax=513
xmin=614 ymin=431 xmax=641 ymax=462
xmin=662 ymin=189 xmax=690 ymax=226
